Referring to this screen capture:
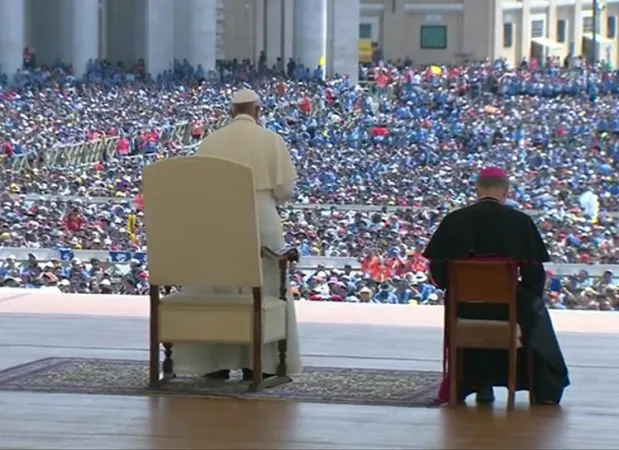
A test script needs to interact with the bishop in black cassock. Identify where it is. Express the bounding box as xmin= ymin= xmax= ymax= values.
xmin=423 ymin=167 xmax=569 ymax=405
